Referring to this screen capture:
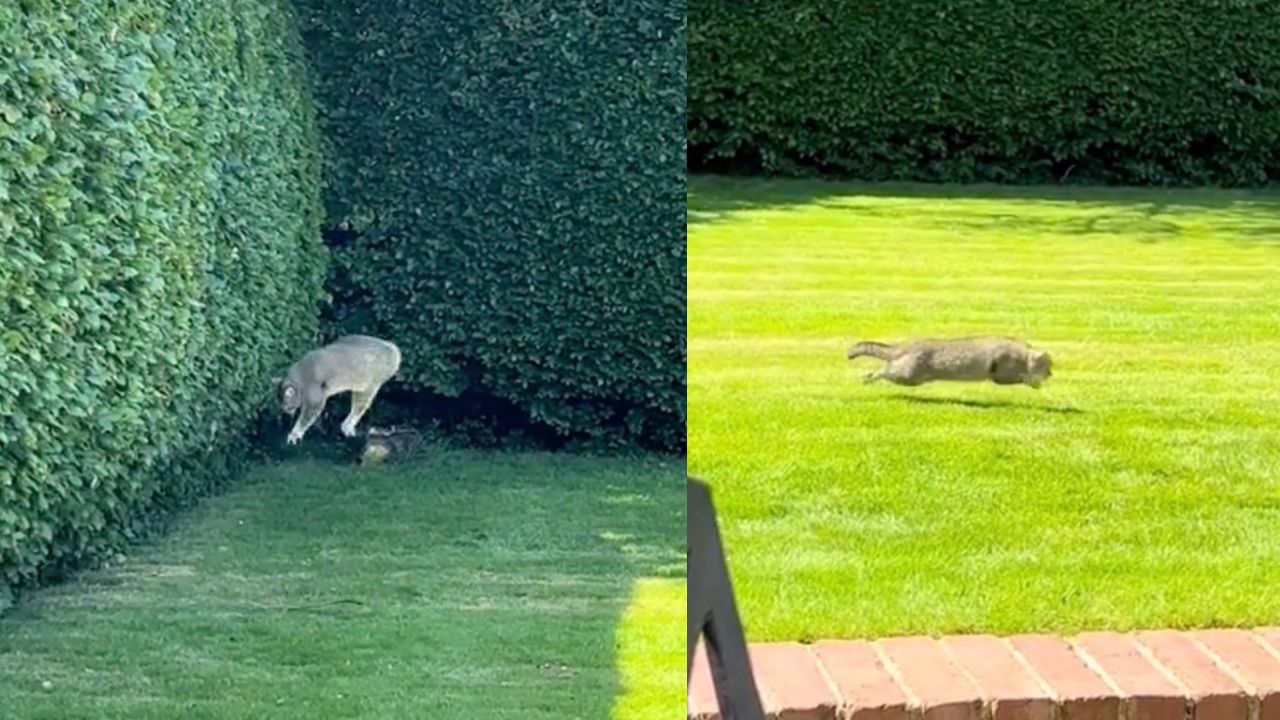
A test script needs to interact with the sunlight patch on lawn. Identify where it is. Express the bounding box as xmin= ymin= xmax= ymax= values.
xmin=611 ymin=578 xmax=686 ymax=720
